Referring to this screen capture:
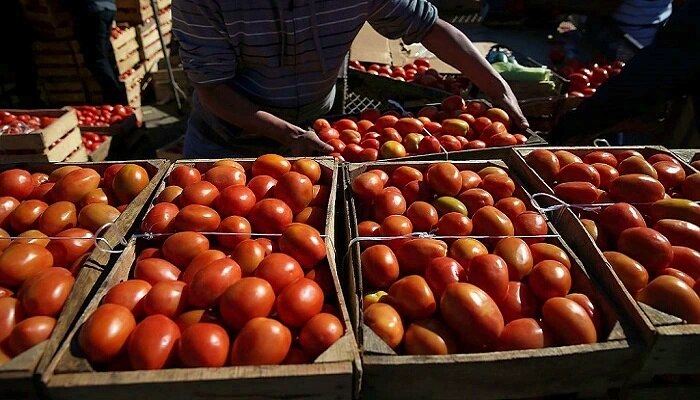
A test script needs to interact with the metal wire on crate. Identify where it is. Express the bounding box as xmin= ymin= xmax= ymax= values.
xmin=344 ymin=90 xmax=383 ymax=115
